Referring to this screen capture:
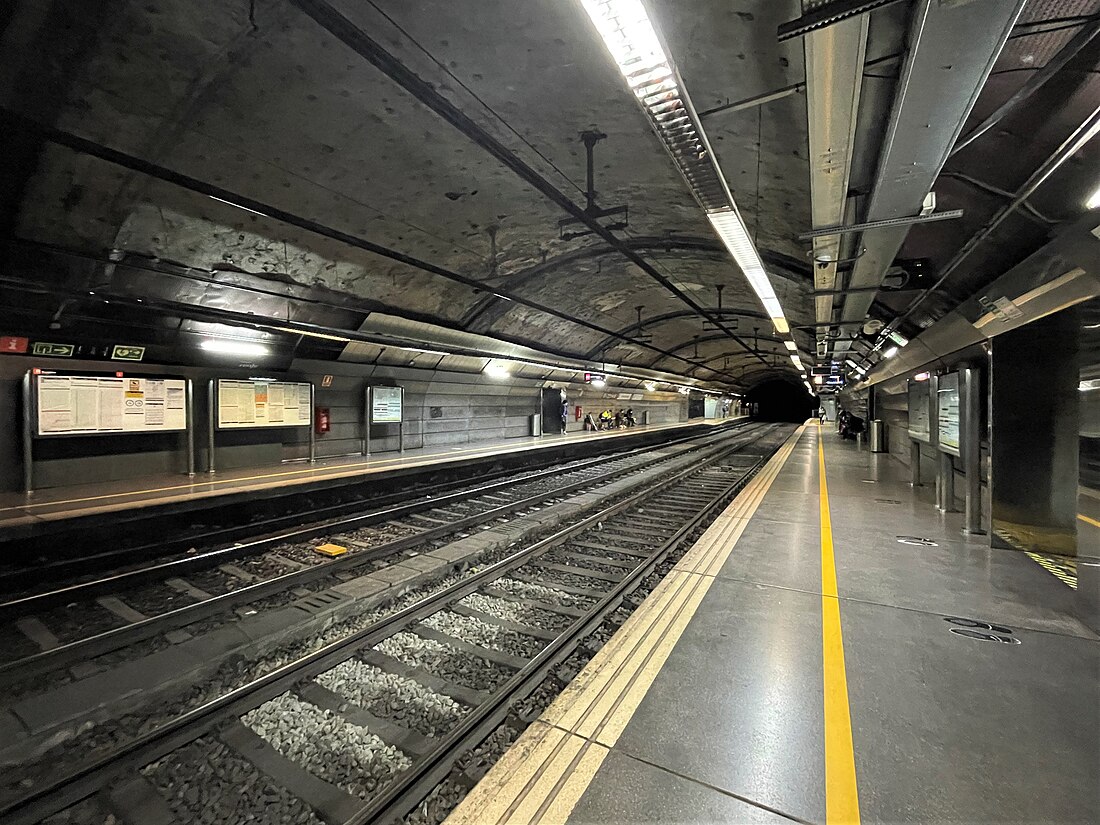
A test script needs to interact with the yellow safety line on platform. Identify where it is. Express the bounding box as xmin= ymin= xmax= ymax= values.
xmin=1077 ymin=513 xmax=1100 ymax=529
xmin=445 ymin=426 xmax=805 ymax=825
xmin=818 ymin=424 xmax=861 ymax=824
